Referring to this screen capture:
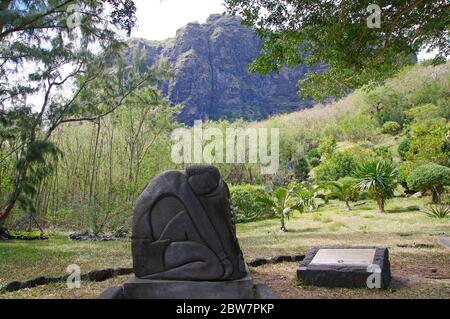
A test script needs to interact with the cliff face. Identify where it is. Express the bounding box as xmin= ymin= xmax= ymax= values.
xmin=129 ymin=14 xmax=317 ymax=124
